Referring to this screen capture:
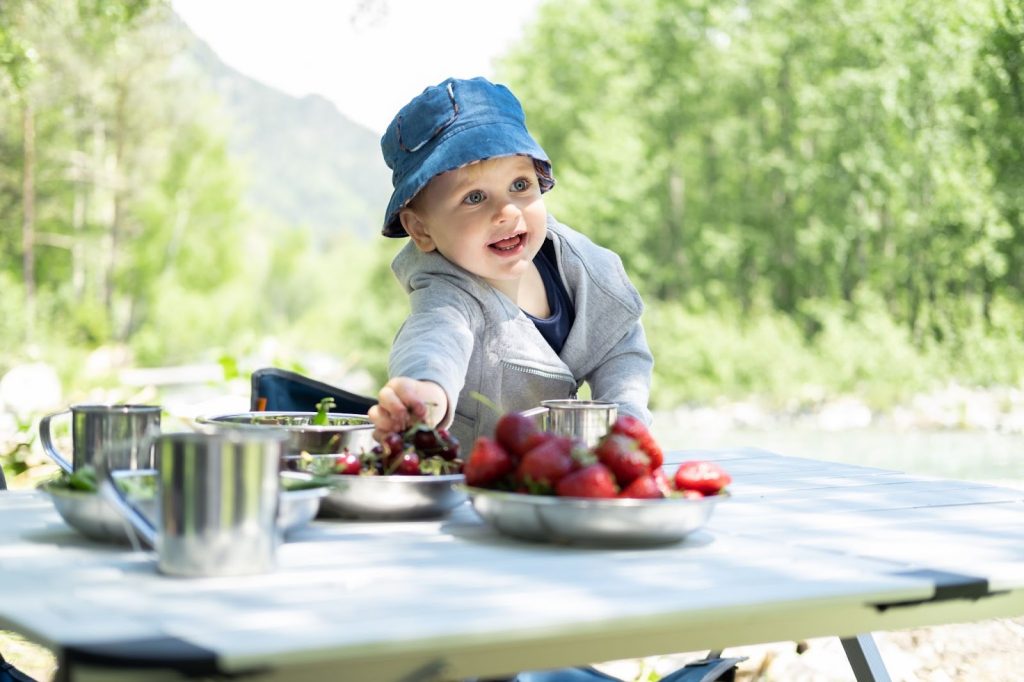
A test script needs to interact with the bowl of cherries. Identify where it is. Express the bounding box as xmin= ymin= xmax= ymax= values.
xmin=292 ymin=422 xmax=467 ymax=520
xmin=463 ymin=411 xmax=731 ymax=546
